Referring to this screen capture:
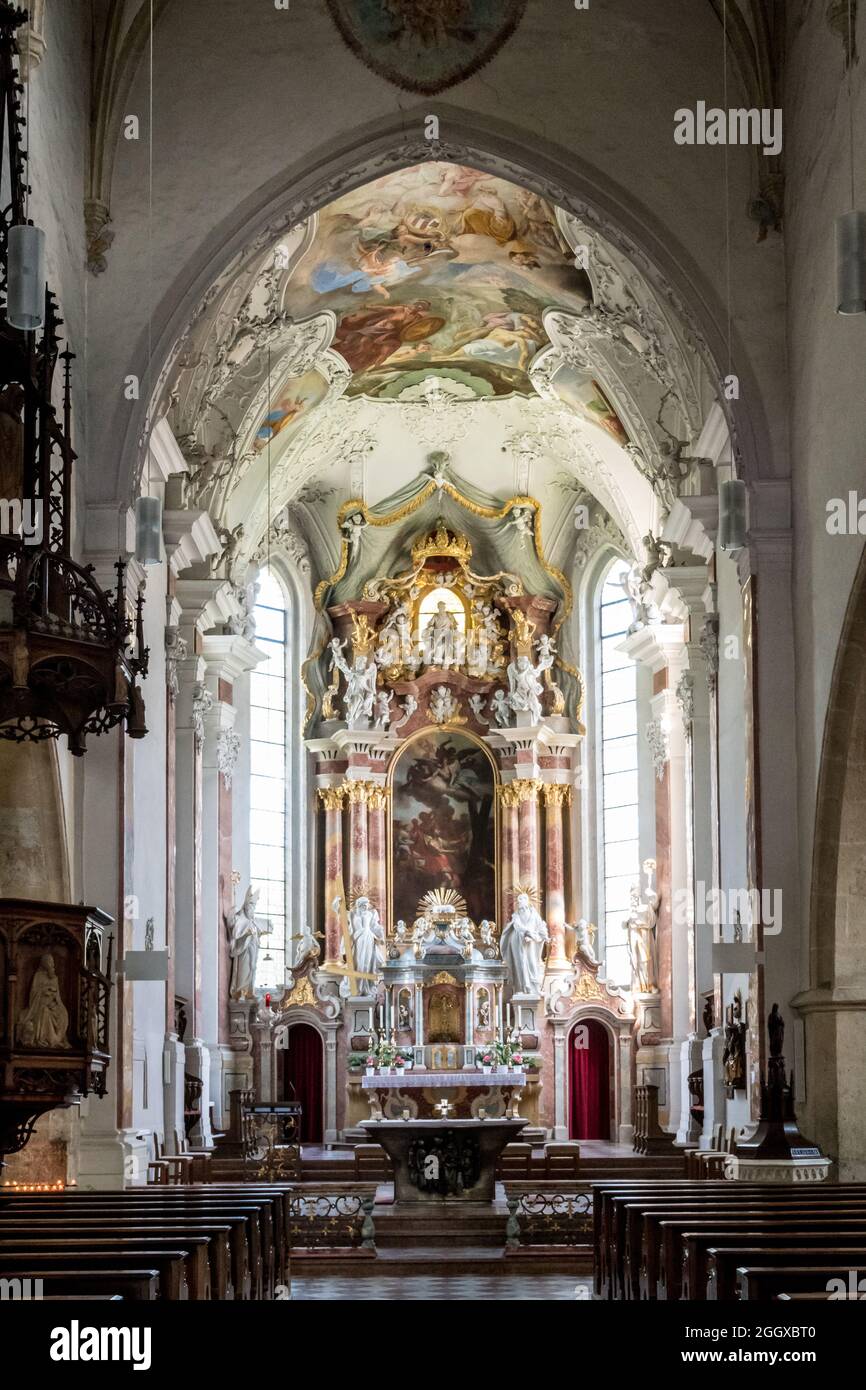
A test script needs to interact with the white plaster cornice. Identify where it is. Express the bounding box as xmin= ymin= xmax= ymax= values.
xmin=619 ymin=621 xmax=687 ymax=673
xmin=663 ymin=497 xmax=716 ymax=559
xmin=148 ymin=417 xmax=190 ymax=486
xmin=175 ymin=576 xmax=237 ymax=634
xmin=200 ymin=633 xmax=267 ymax=684
xmin=162 ymin=509 xmax=222 ymax=576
